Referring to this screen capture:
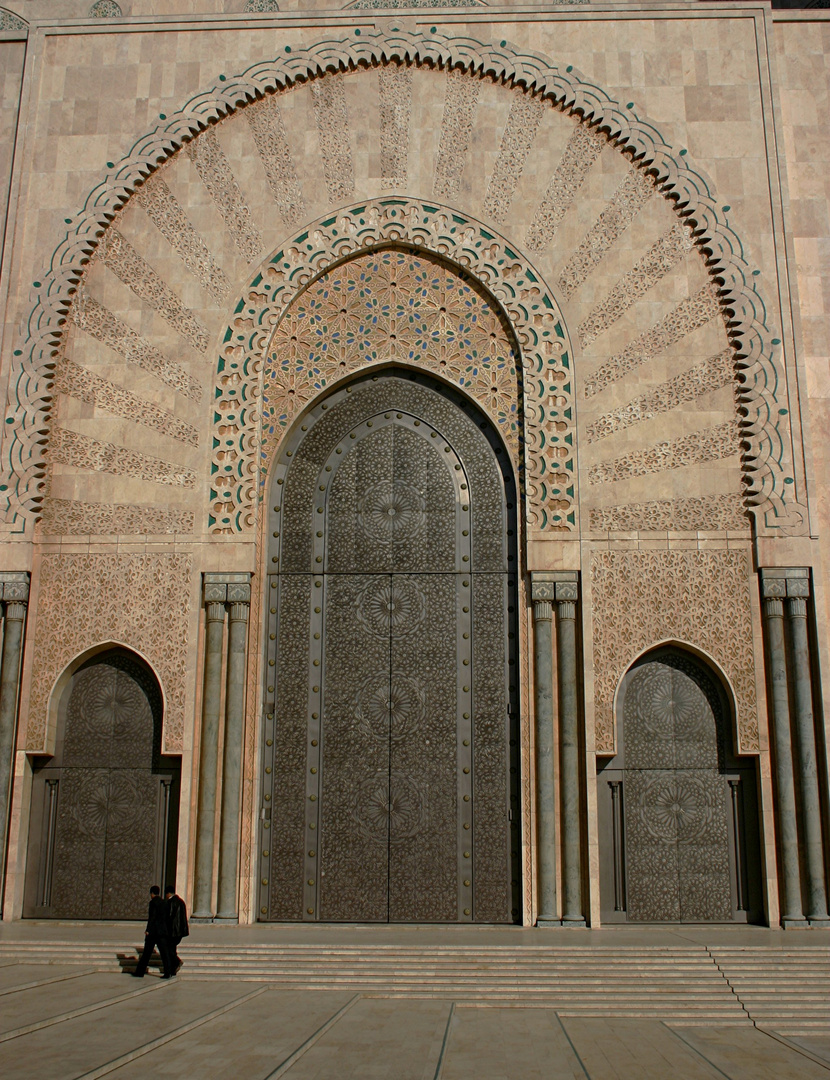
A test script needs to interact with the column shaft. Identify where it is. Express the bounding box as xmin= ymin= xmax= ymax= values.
xmin=557 ymin=597 xmax=584 ymax=926
xmin=192 ymin=601 xmax=226 ymax=919
xmin=0 ymin=600 xmax=27 ymax=911
xmin=532 ymin=596 xmax=557 ymax=926
xmin=216 ymin=602 xmax=249 ymax=920
xmin=787 ymin=595 xmax=829 ymax=923
xmin=763 ymin=595 xmax=807 ymax=927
